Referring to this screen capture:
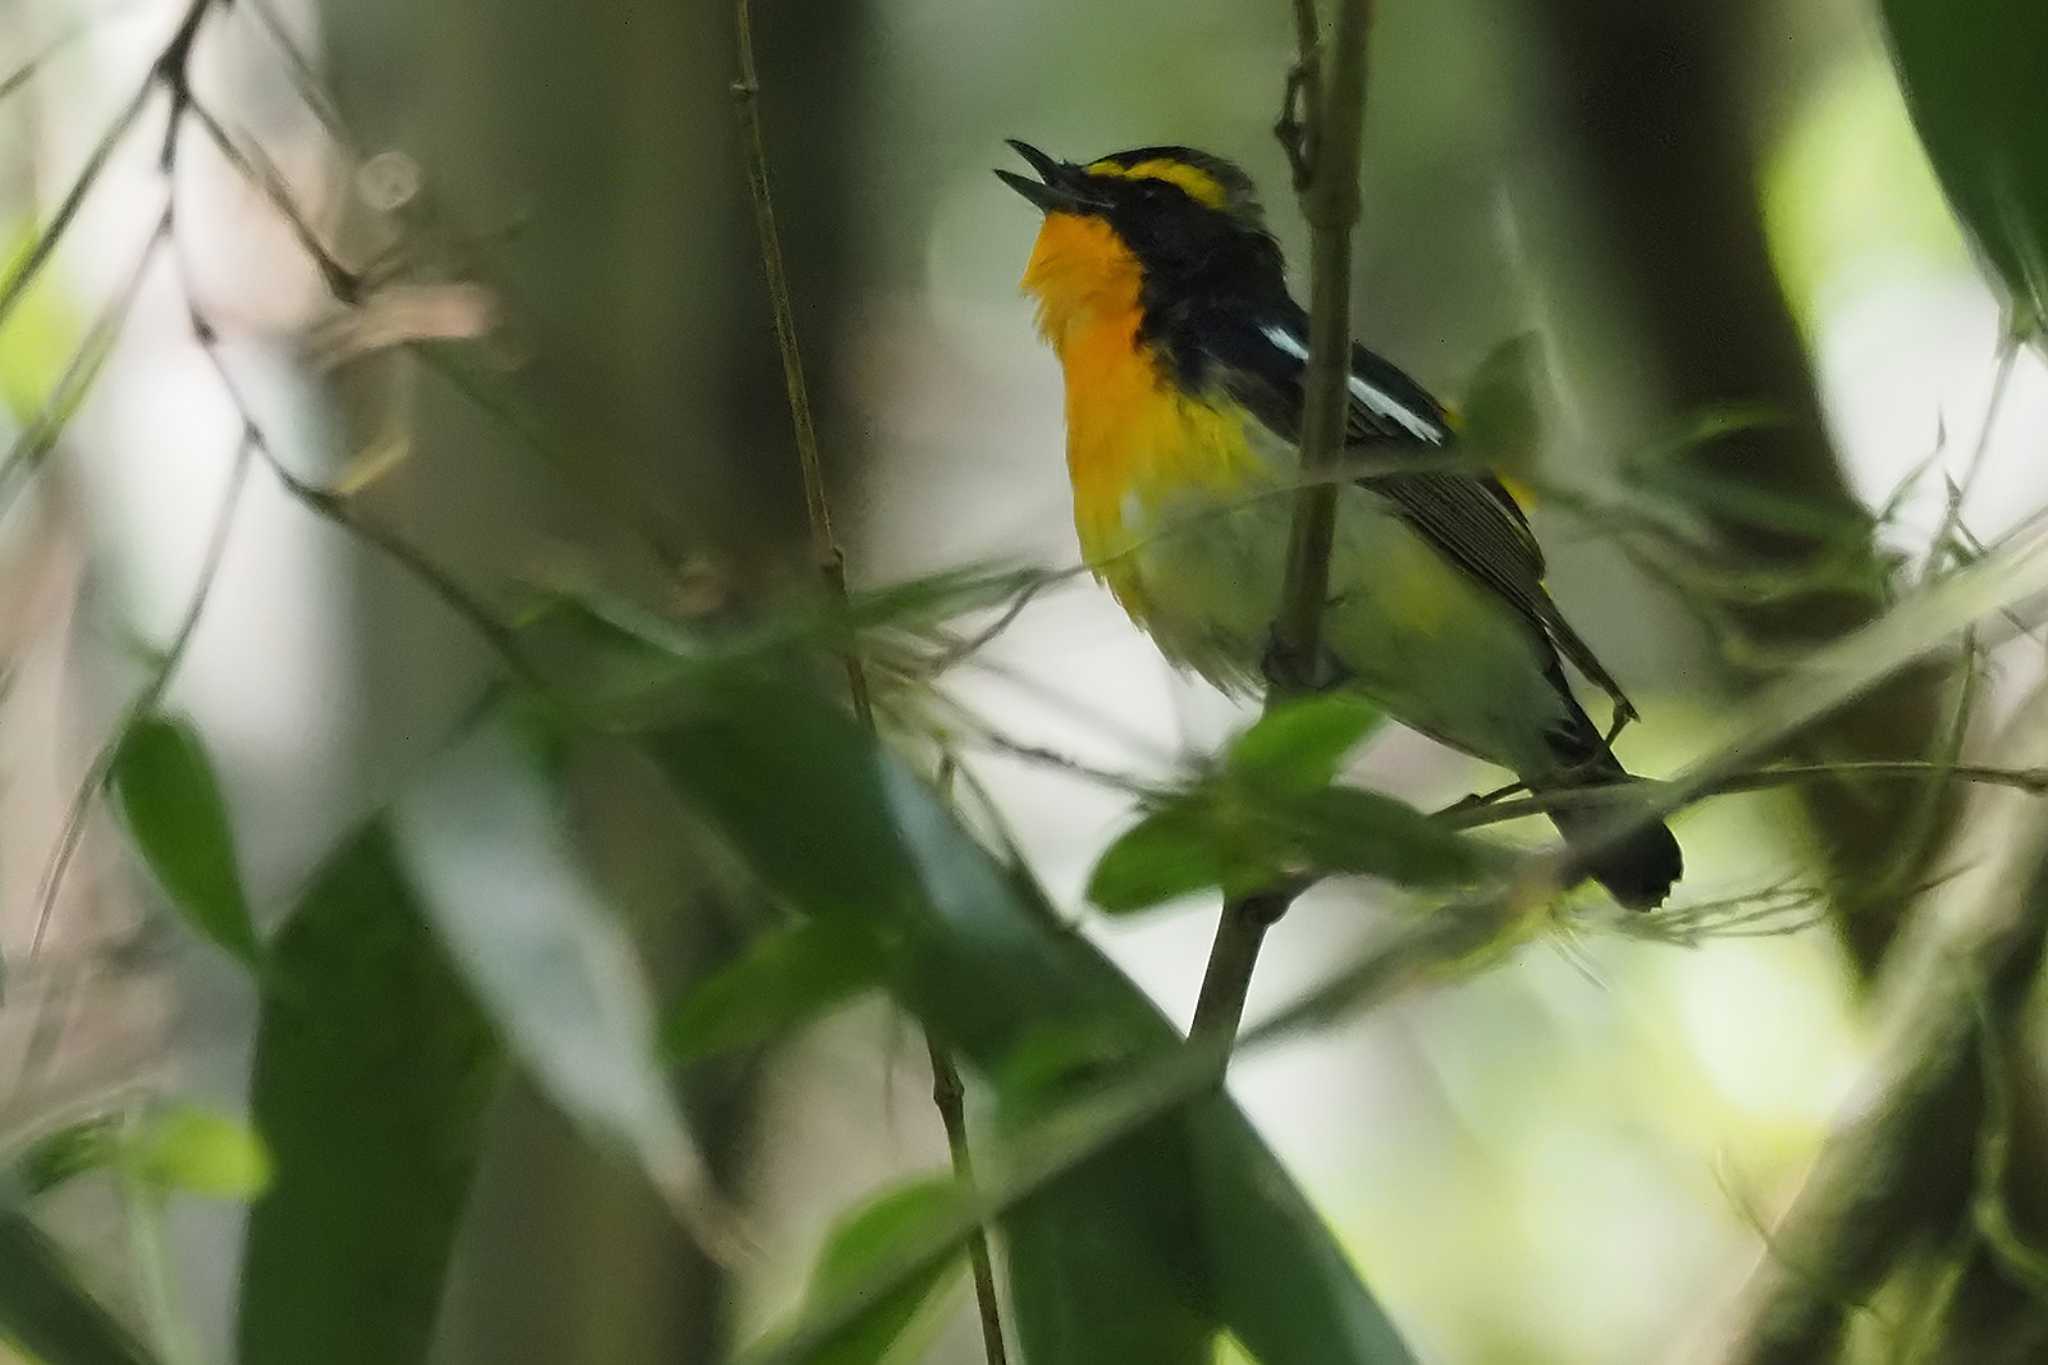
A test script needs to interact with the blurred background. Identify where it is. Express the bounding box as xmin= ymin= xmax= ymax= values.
xmin=3 ymin=0 xmax=2045 ymax=1362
